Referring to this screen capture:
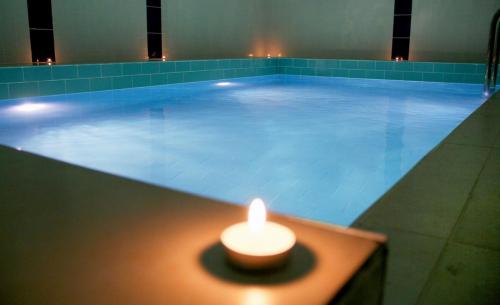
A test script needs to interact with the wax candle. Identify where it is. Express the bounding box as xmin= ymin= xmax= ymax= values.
xmin=220 ymin=198 xmax=296 ymax=270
